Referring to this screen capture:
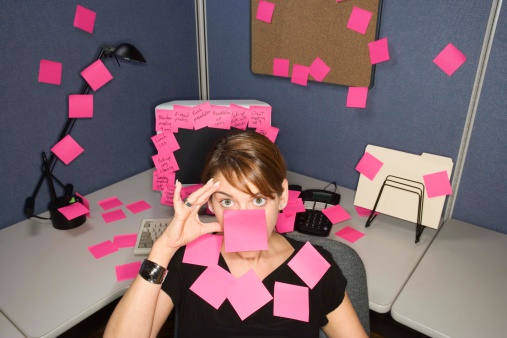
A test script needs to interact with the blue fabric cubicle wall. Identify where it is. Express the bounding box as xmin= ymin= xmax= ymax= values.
xmin=452 ymin=3 xmax=507 ymax=234
xmin=206 ymin=1 xmax=494 ymax=225
xmin=0 ymin=1 xmax=199 ymax=230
